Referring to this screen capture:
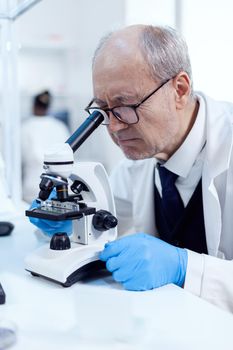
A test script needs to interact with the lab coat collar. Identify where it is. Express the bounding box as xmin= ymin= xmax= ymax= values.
xmin=198 ymin=92 xmax=233 ymax=178
xmin=162 ymin=93 xmax=233 ymax=180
